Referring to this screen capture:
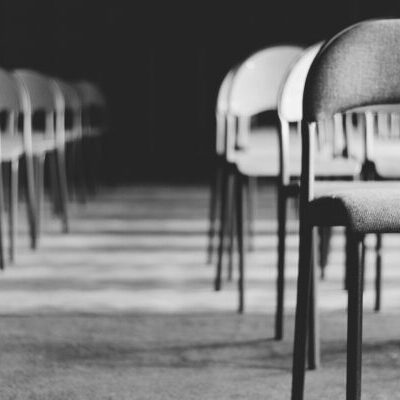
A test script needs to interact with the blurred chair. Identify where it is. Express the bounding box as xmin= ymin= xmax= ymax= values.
xmin=0 ymin=68 xmax=37 ymax=267
xmin=215 ymin=45 xmax=303 ymax=313
xmin=207 ymin=68 xmax=236 ymax=265
xmin=52 ymin=79 xmax=86 ymax=202
xmin=275 ymin=42 xmax=361 ymax=339
xmin=291 ymin=19 xmax=400 ymax=400
xmin=14 ymin=69 xmax=69 ymax=237
xmin=74 ymin=81 xmax=107 ymax=194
